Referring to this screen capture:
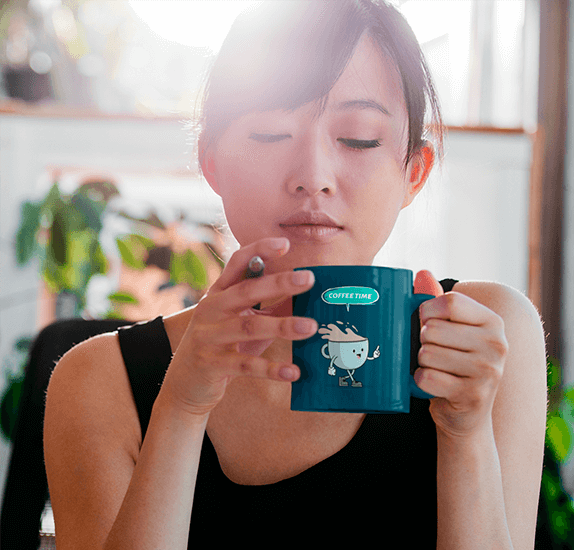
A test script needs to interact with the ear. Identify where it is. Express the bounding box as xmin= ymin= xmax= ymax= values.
xmin=401 ymin=141 xmax=435 ymax=209
xmin=198 ymin=138 xmax=221 ymax=196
